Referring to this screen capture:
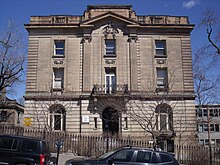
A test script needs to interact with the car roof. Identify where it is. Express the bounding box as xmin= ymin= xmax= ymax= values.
xmin=119 ymin=146 xmax=174 ymax=155
xmin=121 ymin=146 xmax=153 ymax=151
xmin=0 ymin=134 xmax=44 ymax=142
